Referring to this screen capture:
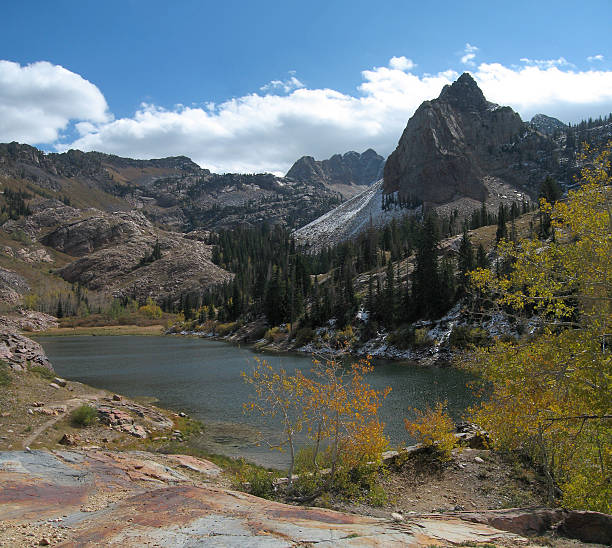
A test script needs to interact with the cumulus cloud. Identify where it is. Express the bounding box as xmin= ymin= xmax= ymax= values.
xmin=388 ymin=56 xmax=415 ymax=71
xmin=587 ymin=54 xmax=604 ymax=62
xmin=475 ymin=63 xmax=612 ymax=121
xmin=64 ymin=67 xmax=456 ymax=174
xmin=461 ymin=43 xmax=479 ymax=66
xmin=0 ymin=60 xmax=110 ymax=144
xmin=260 ymin=75 xmax=305 ymax=94
xmin=3 ymin=56 xmax=612 ymax=175
xmin=520 ymin=57 xmax=574 ymax=69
